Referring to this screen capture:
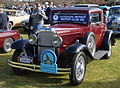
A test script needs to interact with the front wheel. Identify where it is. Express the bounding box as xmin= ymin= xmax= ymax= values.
xmin=69 ymin=51 xmax=86 ymax=85
xmin=12 ymin=49 xmax=26 ymax=75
